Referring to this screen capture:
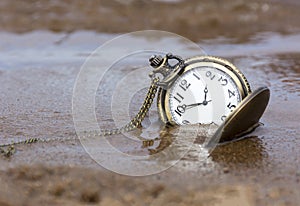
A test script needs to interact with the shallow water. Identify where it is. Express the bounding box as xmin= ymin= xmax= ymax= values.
xmin=0 ymin=0 xmax=299 ymax=204
xmin=0 ymin=18 xmax=299 ymax=206
xmin=0 ymin=30 xmax=299 ymax=146
xmin=0 ymin=30 xmax=299 ymax=171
